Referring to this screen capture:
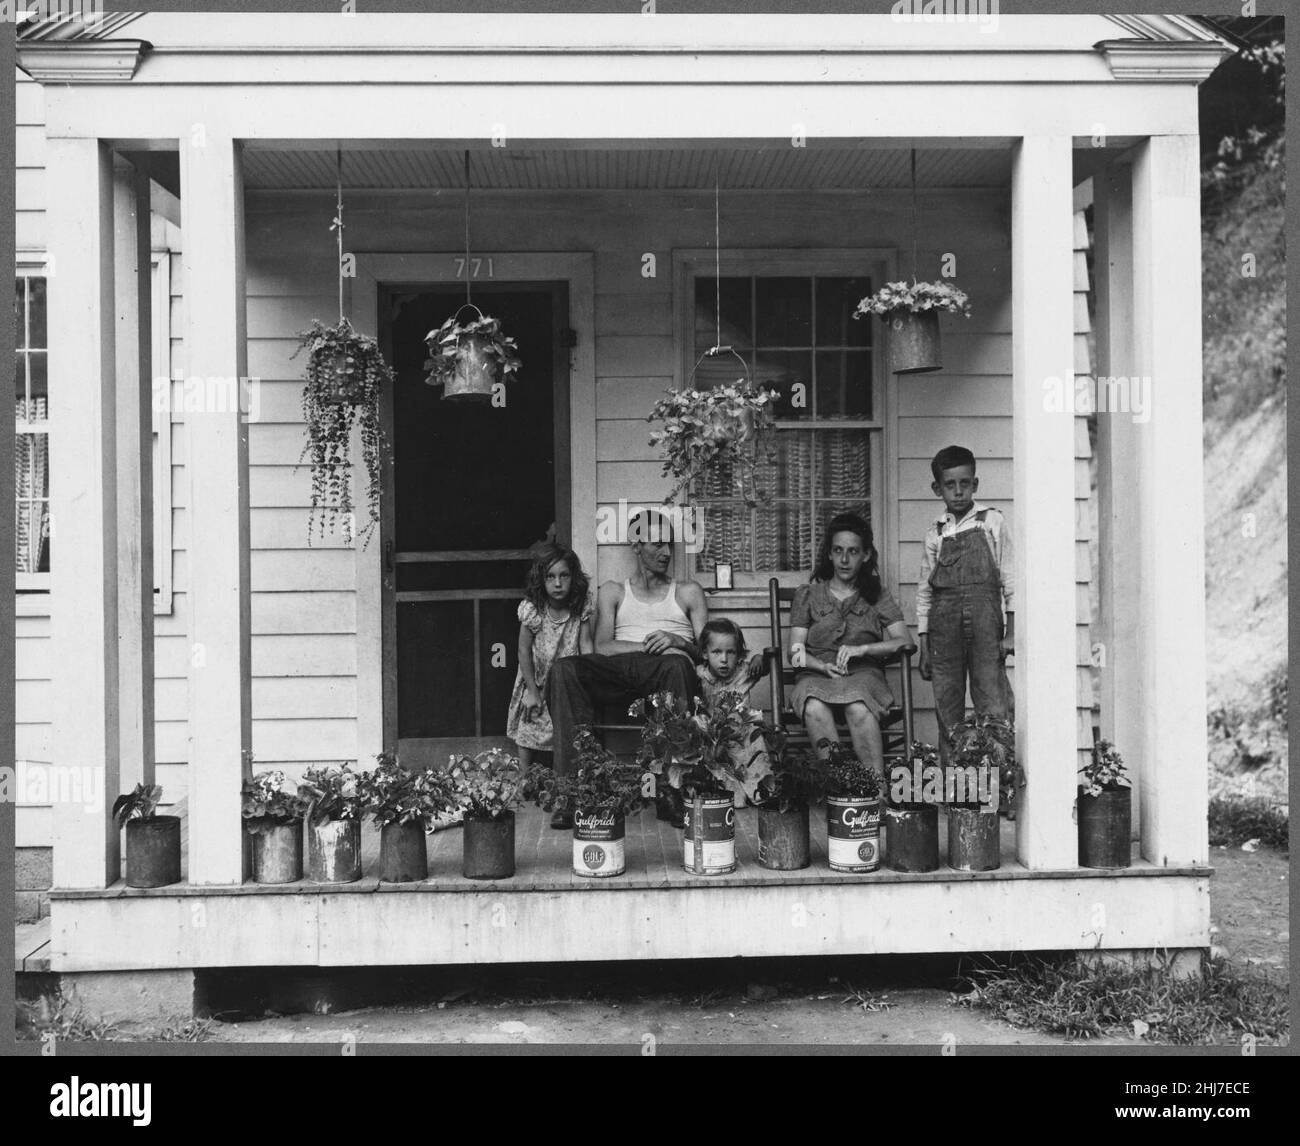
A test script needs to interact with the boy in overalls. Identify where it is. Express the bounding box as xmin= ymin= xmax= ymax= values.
xmin=915 ymin=445 xmax=1014 ymax=762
